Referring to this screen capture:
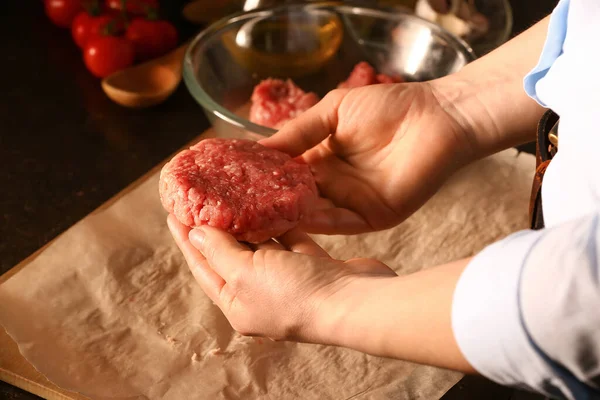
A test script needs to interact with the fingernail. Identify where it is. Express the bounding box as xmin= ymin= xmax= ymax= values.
xmin=189 ymin=228 xmax=205 ymax=248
